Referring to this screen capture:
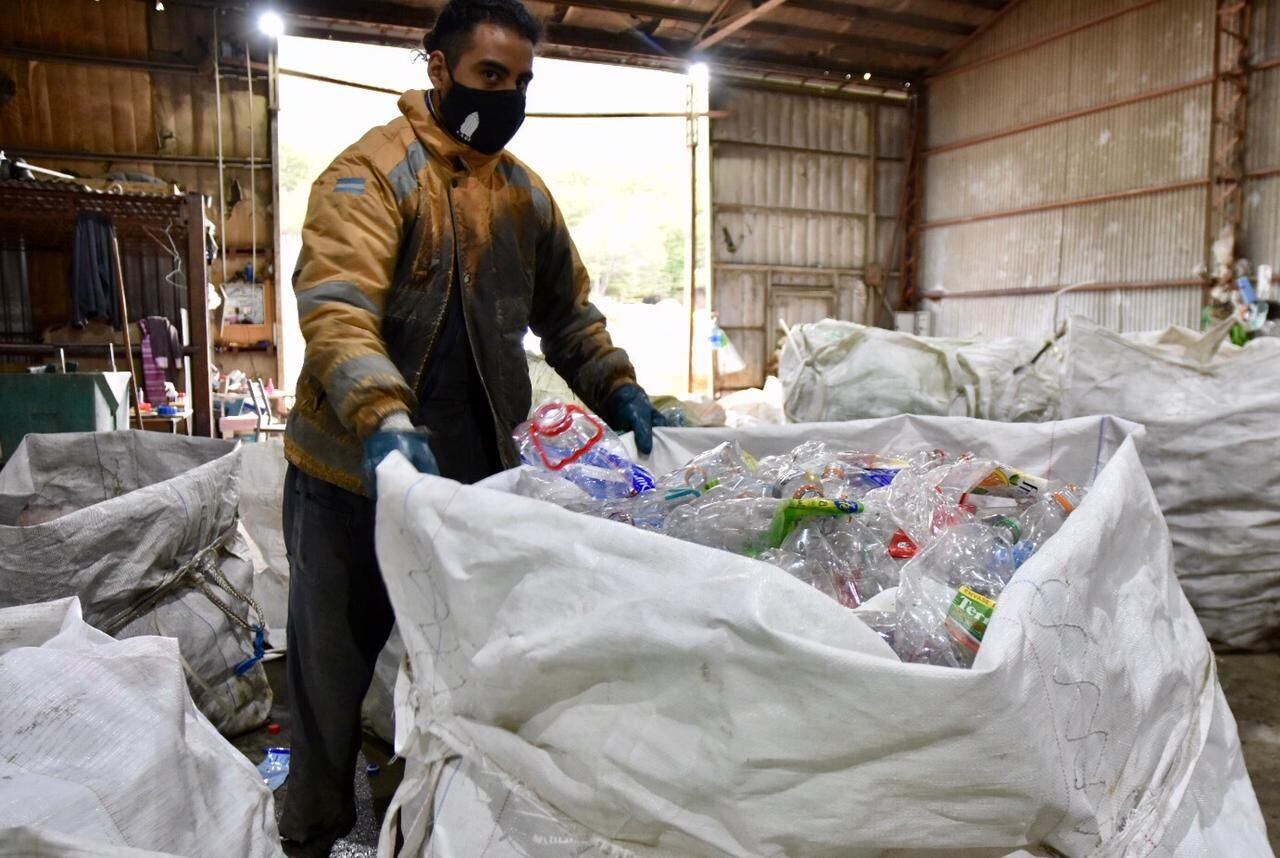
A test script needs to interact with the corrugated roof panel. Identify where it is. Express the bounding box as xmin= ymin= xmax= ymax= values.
xmin=878 ymin=104 xmax=910 ymax=155
xmin=1243 ymin=176 xmax=1280 ymax=267
xmin=928 ymin=285 xmax=1203 ymax=339
xmin=920 ymin=187 xmax=1206 ymax=292
xmin=940 ymin=0 xmax=1150 ymax=70
xmin=712 ymin=86 xmax=873 ymax=154
xmin=928 ymin=40 xmax=1074 ymax=147
xmin=920 ymin=208 xmax=1065 ymax=293
xmin=928 ymin=0 xmax=1212 ymax=146
xmin=1057 ymin=187 xmax=1206 ymax=283
xmin=713 ymin=209 xmax=865 ymax=268
xmin=1248 ymin=67 xmax=1280 ymax=173
xmin=925 ymin=86 xmax=1210 ymax=220
xmin=1253 ymin=0 xmax=1280 ymax=61
xmin=712 ymin=144 xmax=870 ymax=214
xmin=876 ymin=160 xmax=905 ymax=217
